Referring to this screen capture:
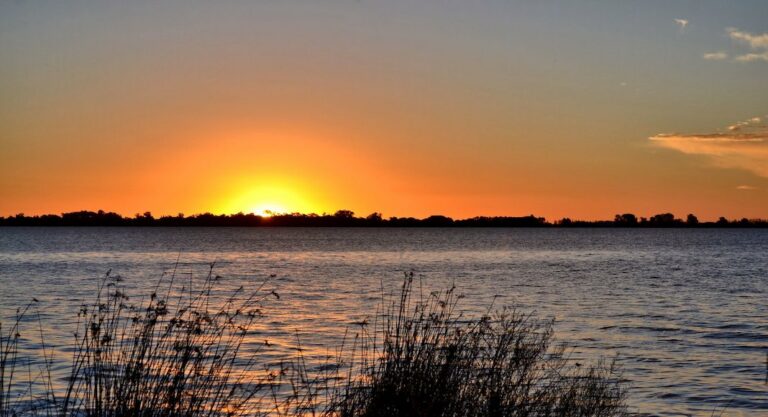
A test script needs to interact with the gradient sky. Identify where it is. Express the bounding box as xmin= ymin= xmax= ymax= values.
xmin=2 ymin=1 xmax=767 ymax=220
